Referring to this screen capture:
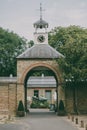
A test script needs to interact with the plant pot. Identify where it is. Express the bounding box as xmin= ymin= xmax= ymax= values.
xmin=17 ymin=111 xmax=25 ymax=117
xmin=58 ymin=110 xmax=66 ymax=116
